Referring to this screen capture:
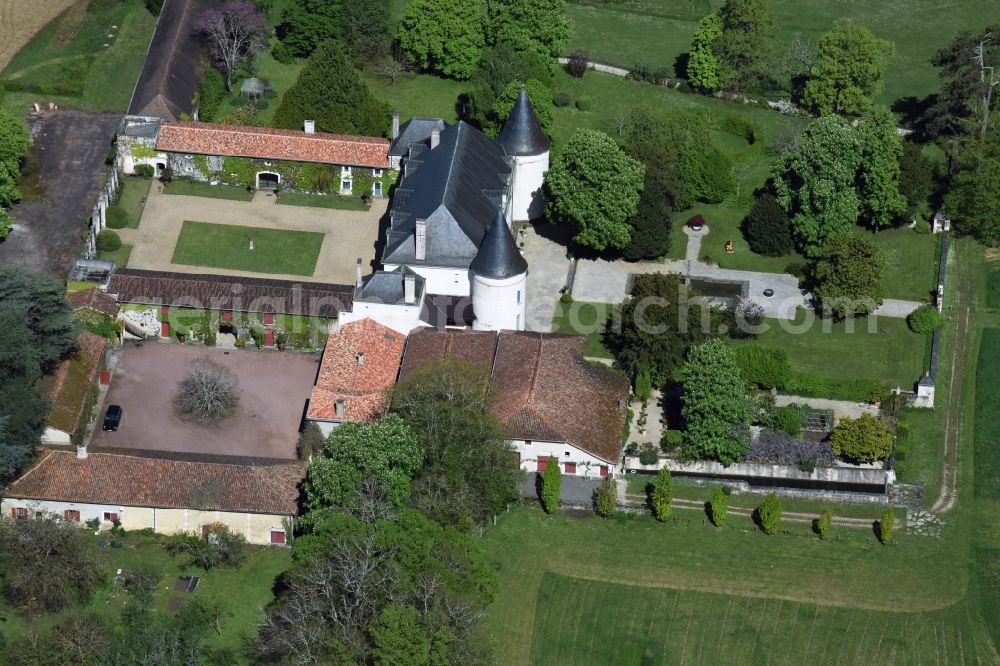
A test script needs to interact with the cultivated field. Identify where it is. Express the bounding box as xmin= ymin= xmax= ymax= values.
xmin=0 ymin=0 xmax=75 ymax=70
